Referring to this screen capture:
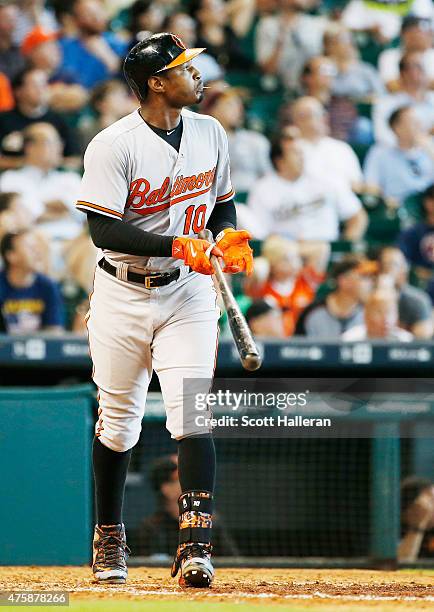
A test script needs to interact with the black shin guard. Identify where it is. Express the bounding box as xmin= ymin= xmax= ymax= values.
xmin=178 ymin=491 xmax=213 ymax=545
xmin=171 ymin=491 xmax=213 ymax=577
xmin=172 ymin=436 xmax=216 ymax=577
